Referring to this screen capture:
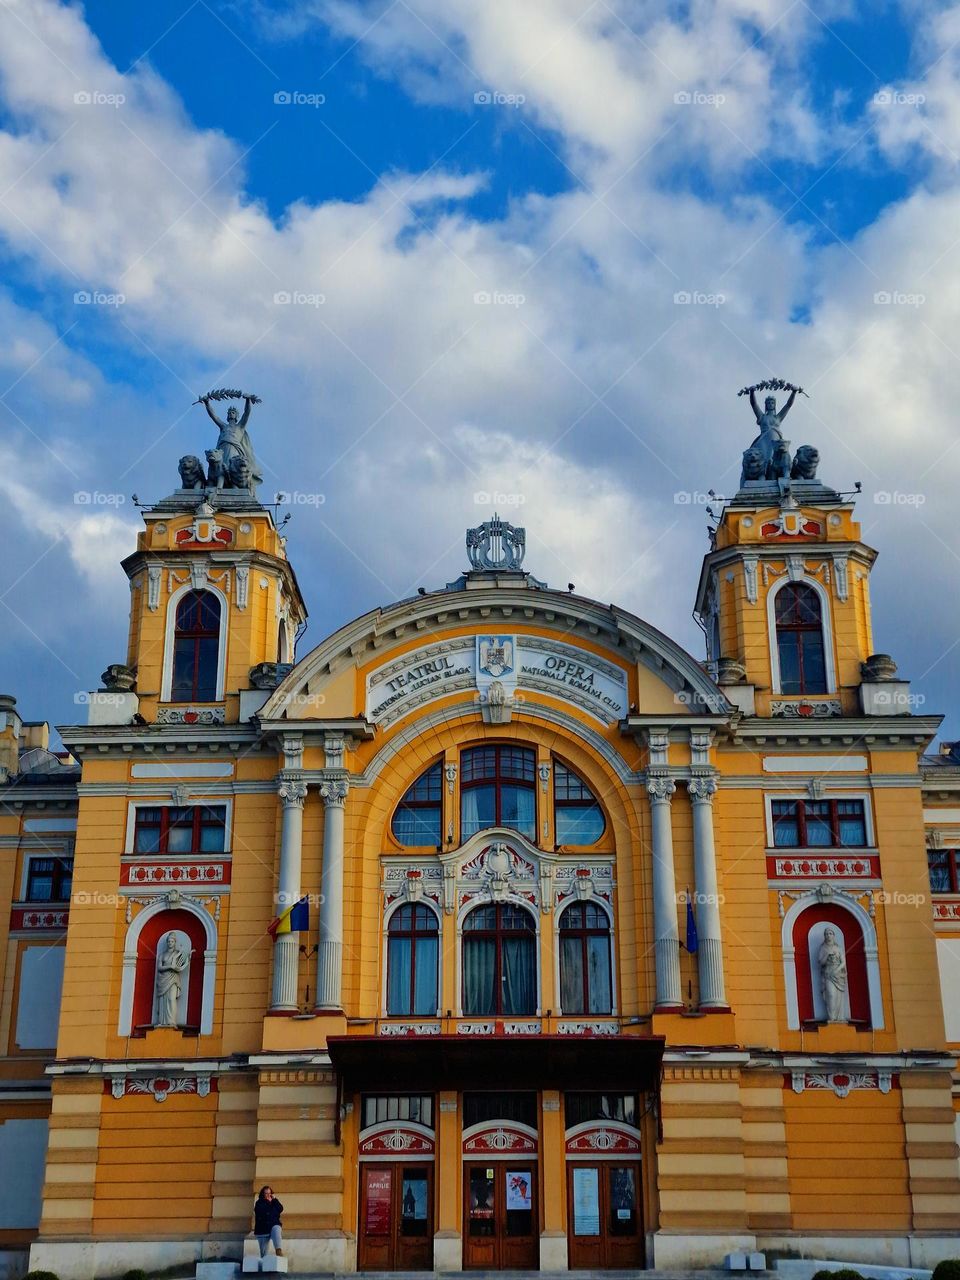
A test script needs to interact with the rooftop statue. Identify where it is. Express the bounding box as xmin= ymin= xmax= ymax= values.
xmin=197 ymin=389 xmax=264 ymax=488
xmin=175 ymin=389 xmax=263 ymax=496
xmin=736 ymin=378 xmax=819 ymax=490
